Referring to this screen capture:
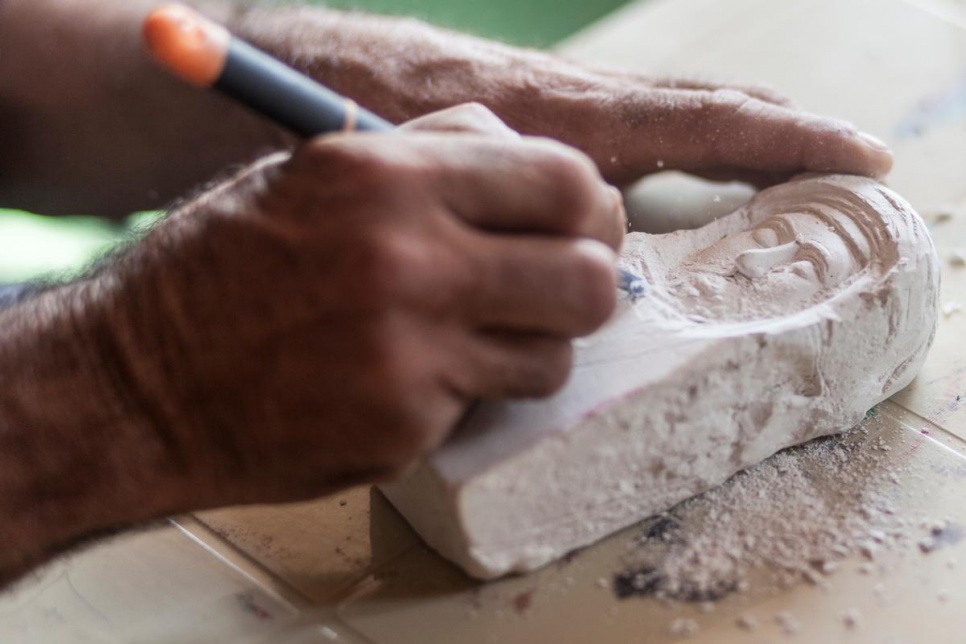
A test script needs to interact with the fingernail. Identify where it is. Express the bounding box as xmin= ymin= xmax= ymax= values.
xmin=607 ymin=185 xmax=623 ymax=205
xmin=607 ymin=186 xmax=629 ymax=235
xmin=575 ymin=238 xmax=618 ymax=265
xmin=856 ymin=131 xmax=891 ymax=152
